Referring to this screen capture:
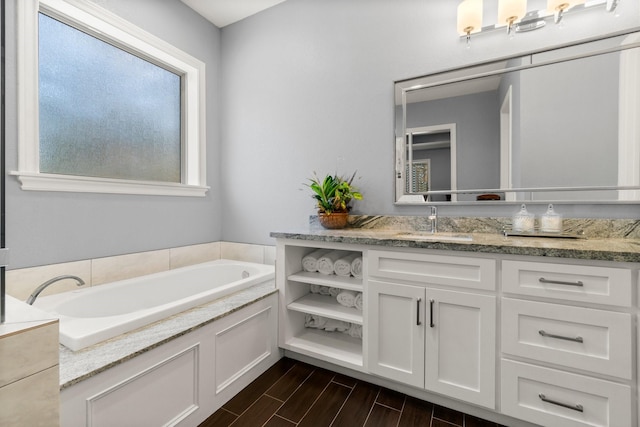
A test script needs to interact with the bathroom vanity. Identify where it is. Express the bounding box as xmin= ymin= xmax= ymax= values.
xmin=272 ymin=223 xmax=640 ymax=427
